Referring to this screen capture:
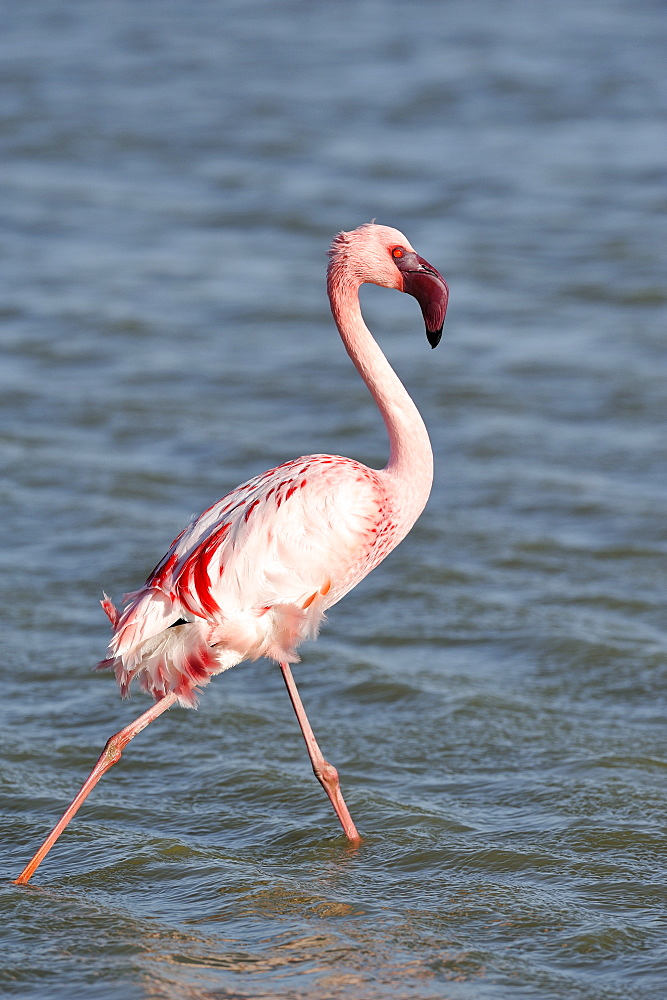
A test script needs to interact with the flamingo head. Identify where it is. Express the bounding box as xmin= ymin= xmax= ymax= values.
xmin=328 ymin=223 xmax=449 ymax=347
